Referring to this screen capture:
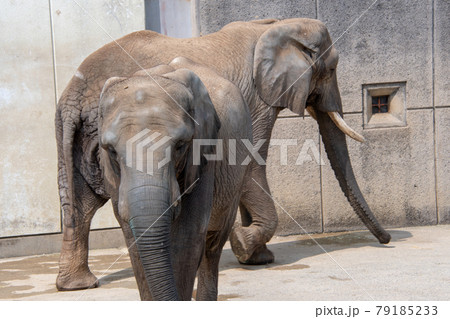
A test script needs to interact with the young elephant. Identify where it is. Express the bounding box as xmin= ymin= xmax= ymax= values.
xmin=98 ymin=59 xmax=252 ymax=300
